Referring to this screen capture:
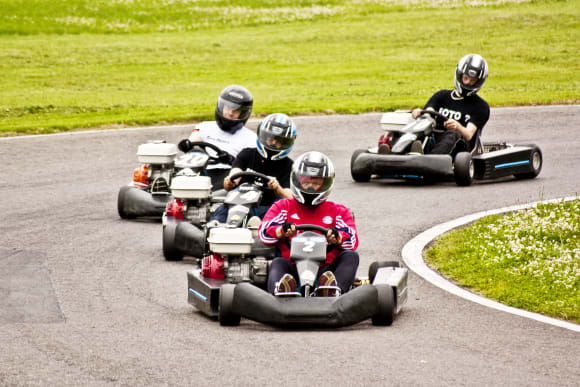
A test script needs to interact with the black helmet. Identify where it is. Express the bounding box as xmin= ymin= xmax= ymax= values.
xmin=256 ymin=113 xmax=297 ymax=160
xmin=454 ymin=54 xmax=488 ymax=97
xmin=290 ymin=151 xmax=335 ymax=206
xmin=215 ymin=85 xmax=253 ymax=132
